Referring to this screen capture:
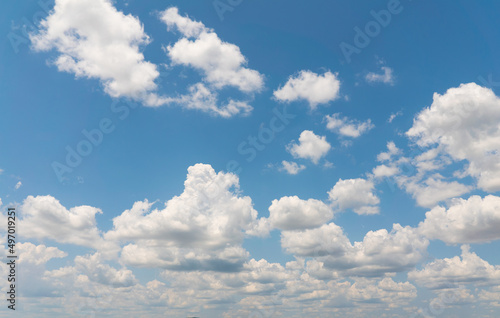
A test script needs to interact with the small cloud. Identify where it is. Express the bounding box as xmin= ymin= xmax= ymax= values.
xmin=387 ymin=111 xmax=402 ymax=123
xmin=273 ymin=70 xmax=341 ymax=109
xmin=280 ymin=161 xmax=306 ymax=175
xmin=366 ymin=66 xmax=394 ymax=85
xmin=323 ymin=160 xmax=334 ymax=169
xmin=14 ymin=181 xmax=22 ymax=190
xmin=324 ymin=113 xmax=374 ymax=138
xmin=287 ymin=130 xmax=331 ymax=164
